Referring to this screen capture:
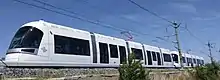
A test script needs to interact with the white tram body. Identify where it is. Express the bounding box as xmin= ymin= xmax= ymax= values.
xmin=4 ymin=20 xmax=205 ymax=68
xmin=184 ymin=53 xmax=193 ymax=67
xmin=143 ymin=45 xmax=161 ymax=67
xmin=181 ymin=53 xmax=188 ymax=67
xmin=195 ymin=56 xmax=201 ymax=66
xmin=126 ymin=41 xmax=145 ymax=66
xmin=200 ymin=57 xmax=204 ymax=65
xmin=160 ymin=48 xmax=173 ymax=68
xmin=191 ymin=55 xmax=198 ymax=67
